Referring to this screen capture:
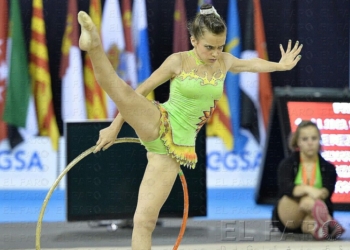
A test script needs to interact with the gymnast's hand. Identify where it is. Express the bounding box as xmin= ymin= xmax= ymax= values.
xmin=278 ymin=40 xmax=303 ymax=70
xmin=94 ymin=126 xmax=119 ymax=153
